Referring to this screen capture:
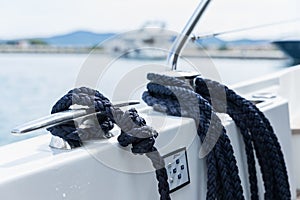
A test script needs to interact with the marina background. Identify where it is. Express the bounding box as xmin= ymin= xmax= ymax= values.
xmin=0 ymin=0 xmax=299 ymax=145
xmin=0 ymin=53 xmax=290 ymax=146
